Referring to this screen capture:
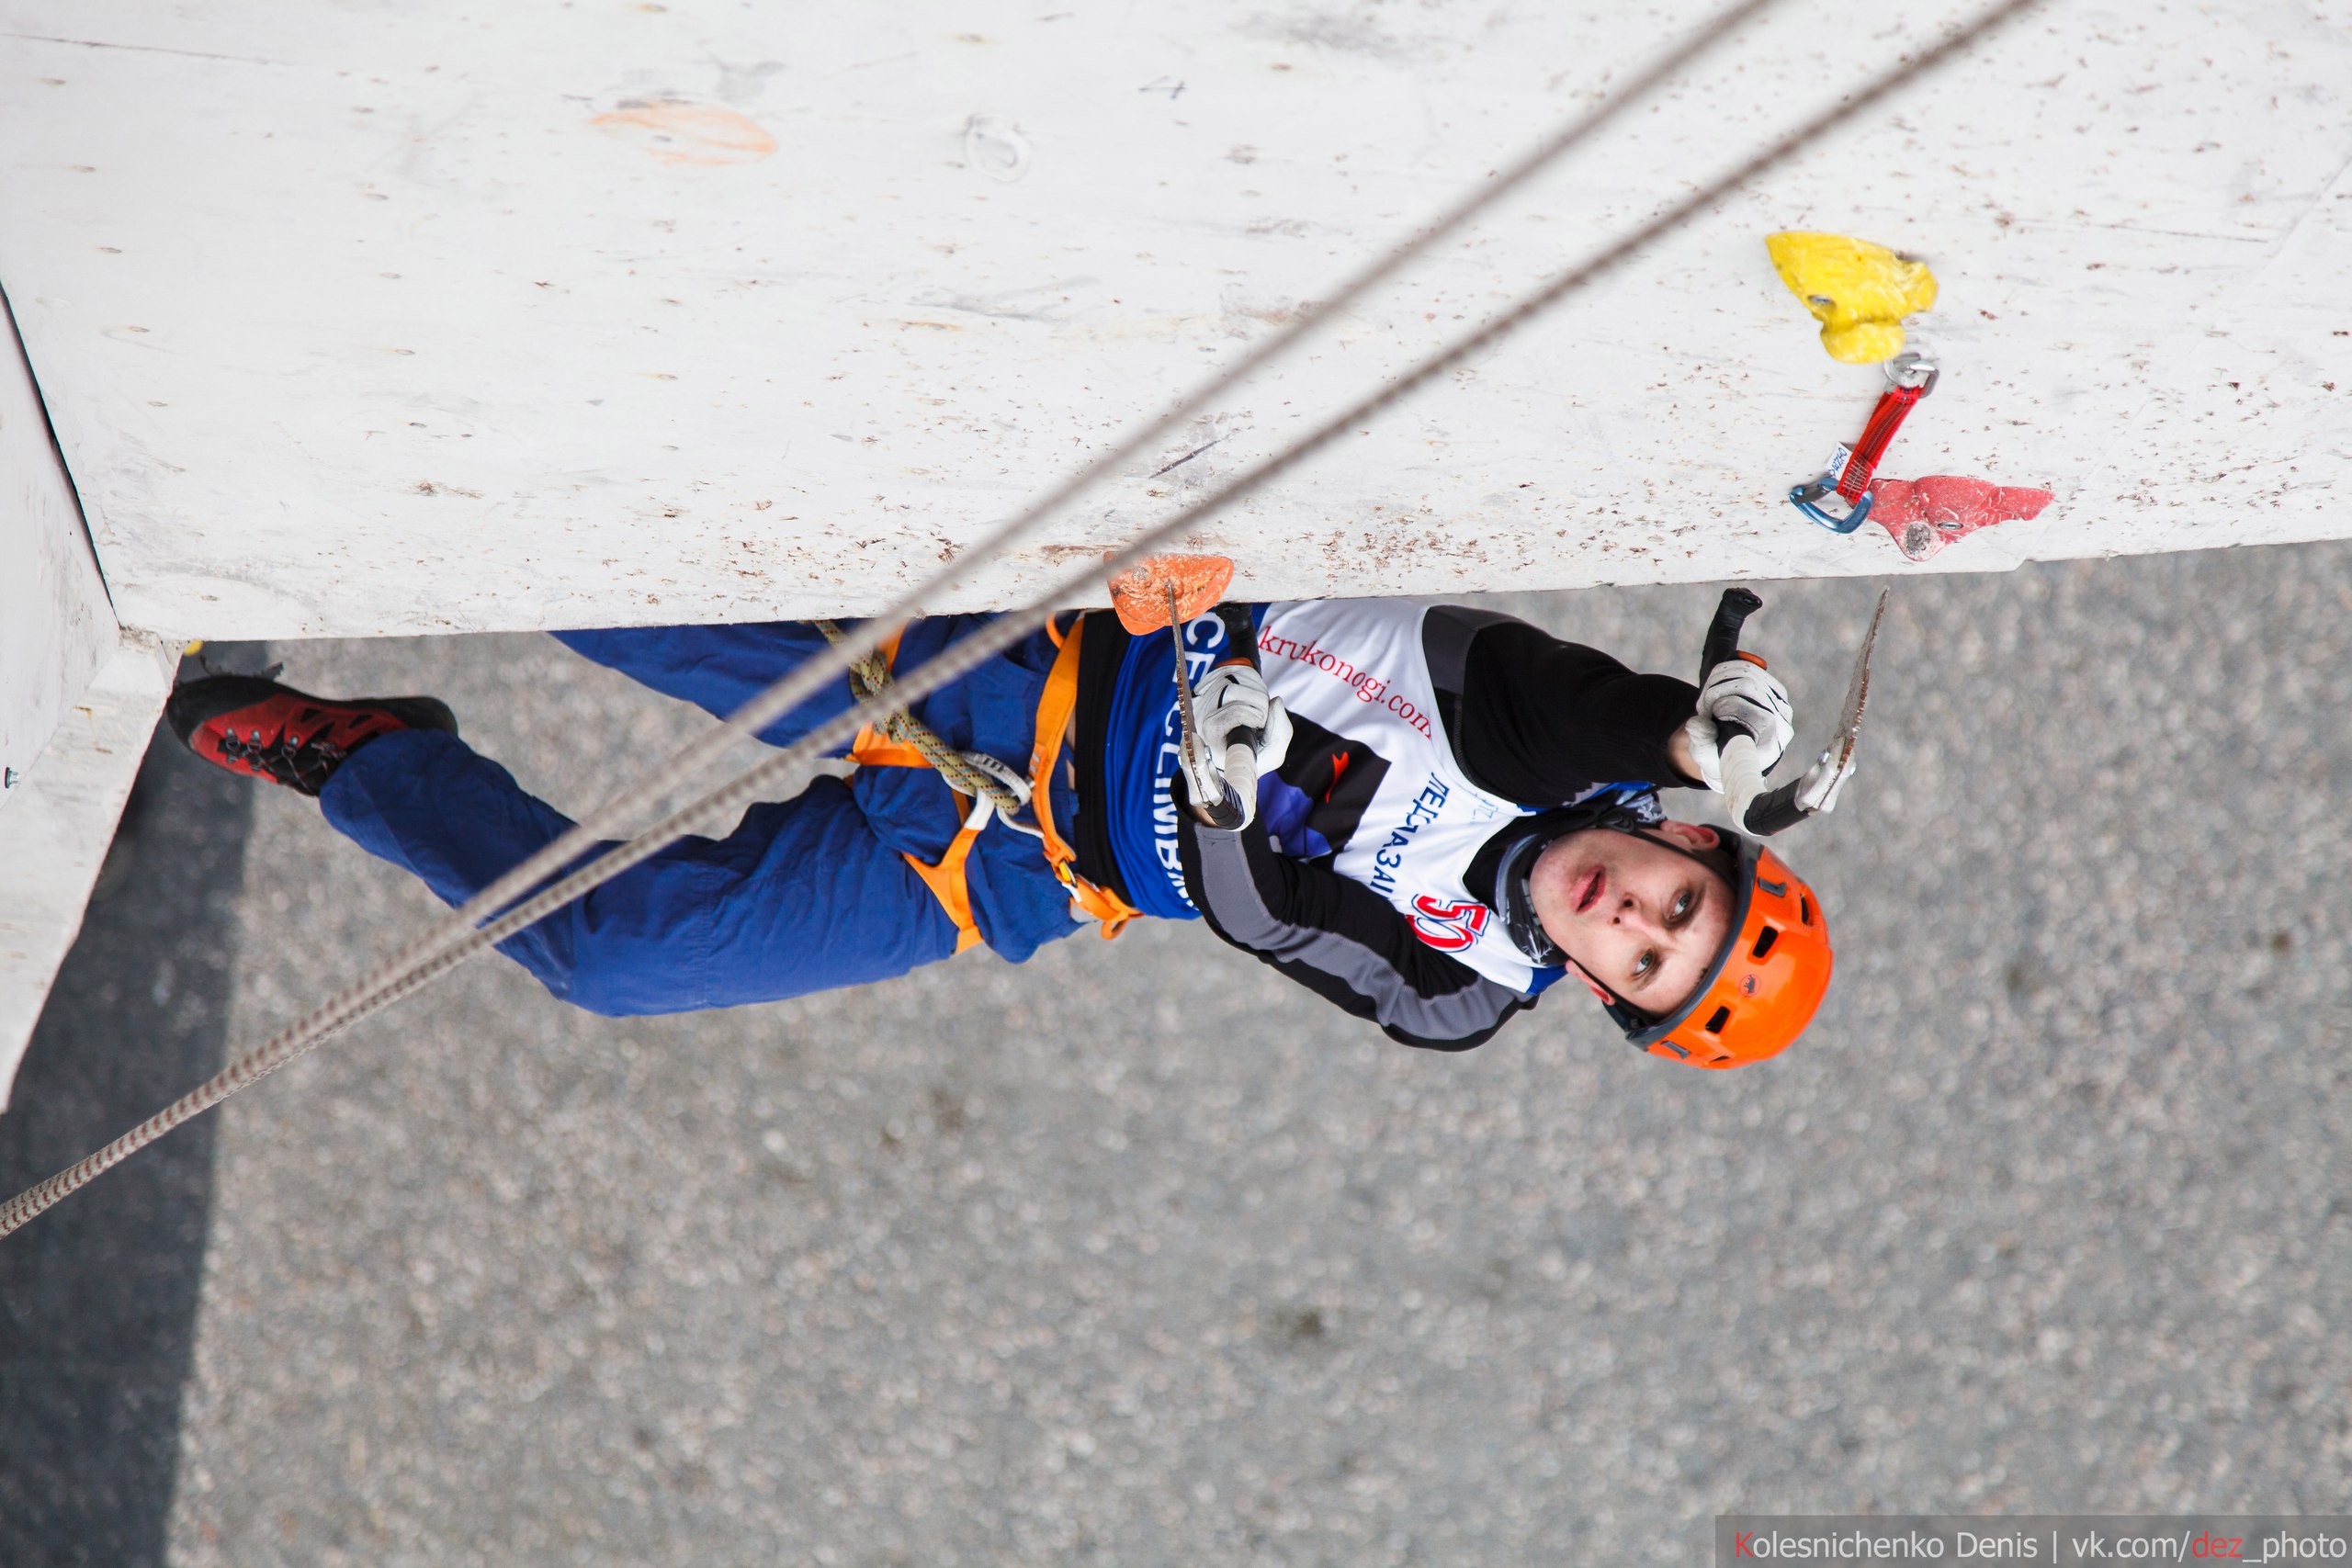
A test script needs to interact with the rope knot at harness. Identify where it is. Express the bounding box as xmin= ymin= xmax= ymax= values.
xmin=820 ymin=620 xmax=1041 ymax=839
xmin=814 ymin=615 xmax=1140 ymax=950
